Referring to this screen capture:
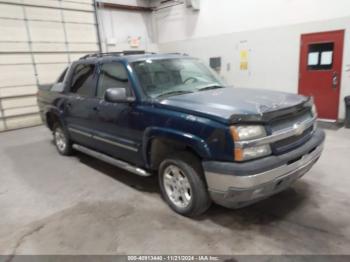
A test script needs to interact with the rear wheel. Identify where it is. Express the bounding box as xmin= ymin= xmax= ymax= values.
xmin=53 ymin=123 xmax=73 ymax=155
xmin=159 ymin=152 xmax=211 ymax=217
